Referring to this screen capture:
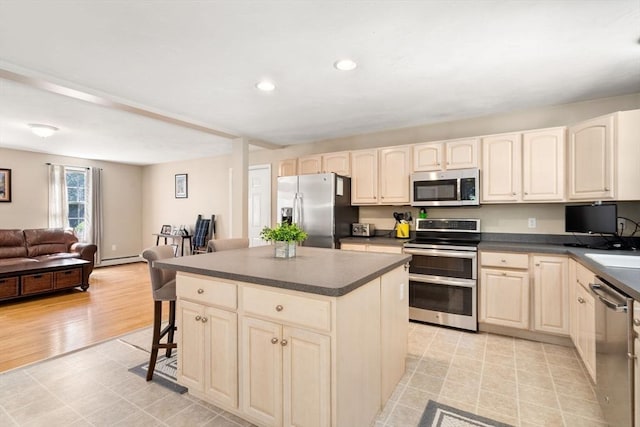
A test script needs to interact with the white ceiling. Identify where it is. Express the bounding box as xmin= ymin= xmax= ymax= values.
xmin=0 ymin=0 xmax=639 ymax=165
